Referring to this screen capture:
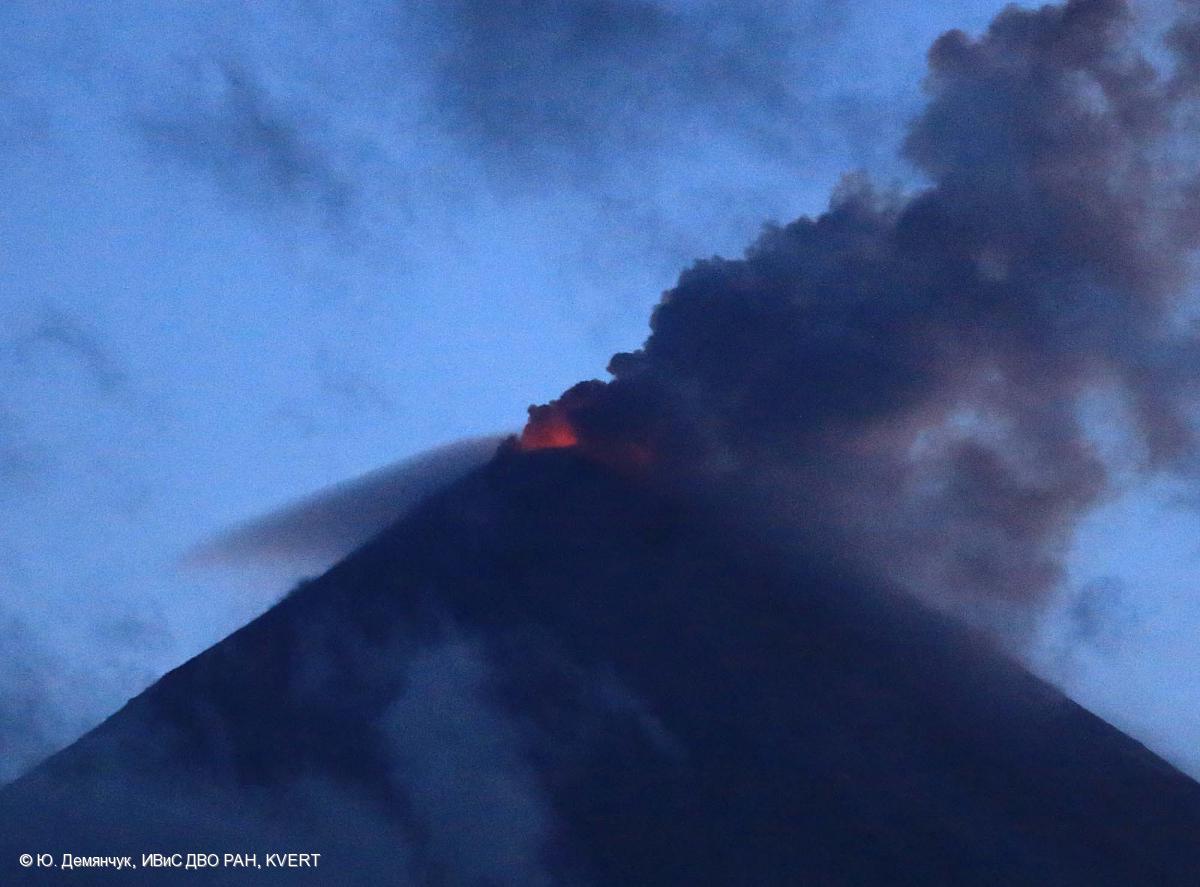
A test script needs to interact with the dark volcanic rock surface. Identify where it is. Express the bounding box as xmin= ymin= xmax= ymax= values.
xmin=4 ymin=449 xmax=1200 ymax=885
